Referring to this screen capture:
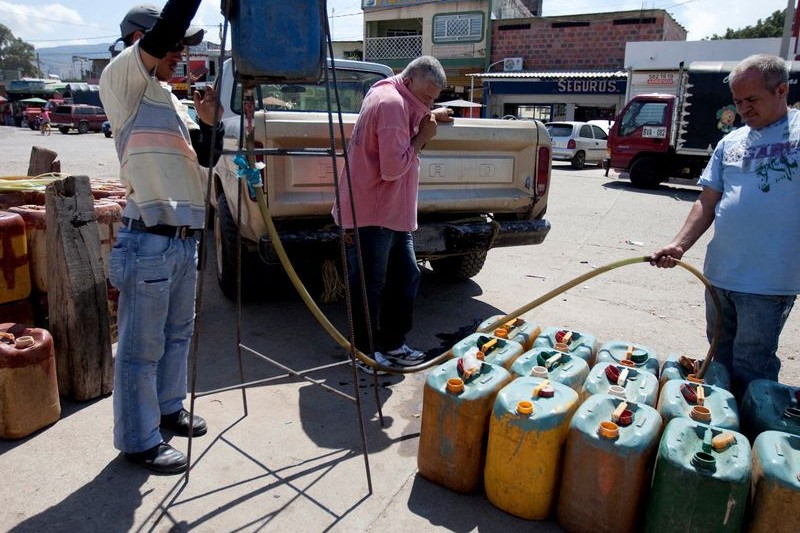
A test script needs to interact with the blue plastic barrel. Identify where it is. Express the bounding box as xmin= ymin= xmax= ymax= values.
xmin=451 ymin=332 xmax=524 ymax=370
xmin=477 ymin=315 xmax=541 ymax=351
xmin=657 ymin=379 xmax=739 ymax=431
xmin=229 ymin=0 xmax=326 ymax=82
xmin=595 ymin=340 xmax=660 ymax=377
xmin=659 ymin=353 xmax=731 ymax=392
xmin=511 ymin=347 xmax=589 ymax=393
xmin=748 ymin=430 xmax=800 ymax=533
xmin=581 ymin=362 xmax=660 ymax=407
xmin=740 ymin=379 xmax=800 ymax=442
xmin=533 ymin=326 xmax=597 ymax=366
